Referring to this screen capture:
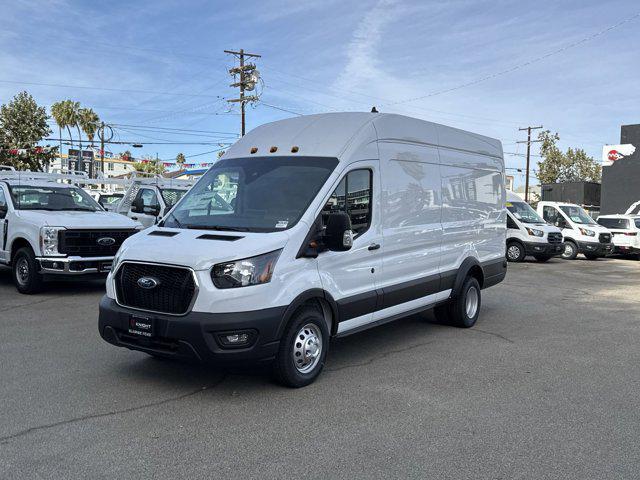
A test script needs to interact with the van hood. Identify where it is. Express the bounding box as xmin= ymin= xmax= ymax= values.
xmin=15 ymin=210 xmax=140 ymax=229
xmin=118 ymin=227 xmax=291 ymax=271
